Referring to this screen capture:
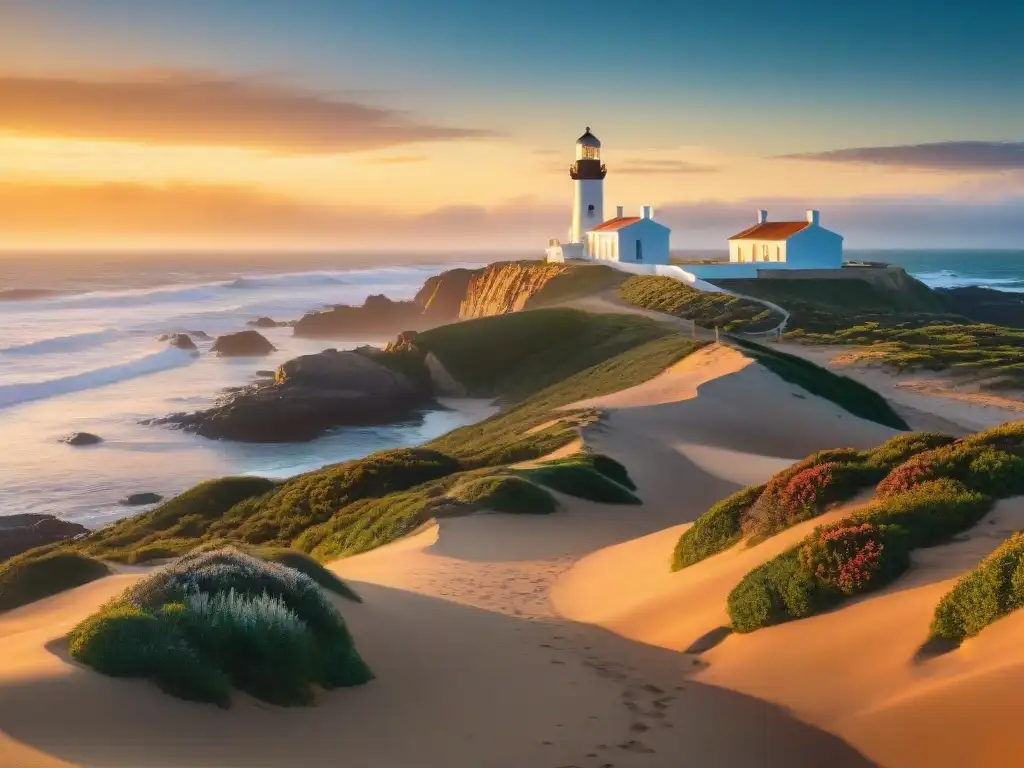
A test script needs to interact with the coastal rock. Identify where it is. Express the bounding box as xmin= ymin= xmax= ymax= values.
xmin=188 ymin=330 xmax=212 ymax=339
xmin=119 ymin=492 xmax=163 ymax=506
xmin=211 ymin=330 xmax=276 ymax=357
xmin=61 ymin=432 xmax=102 ymax=446
xmin=167 ymin=333 xmax=198 ymax=351
xmin=247 ymin=316 xmax=283 ymax=328
xmin=458 ymin=262 xmax=567 ymax=318
xmin=292 ymin=268 xmax=479 ymax=339
xmin=939 ymin=286 xmax=1024 ymax=328
xmin=154 ymin=348 xmax=433 ymax=442
xmin=0 ymin=514 xmax=89 ymax=562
